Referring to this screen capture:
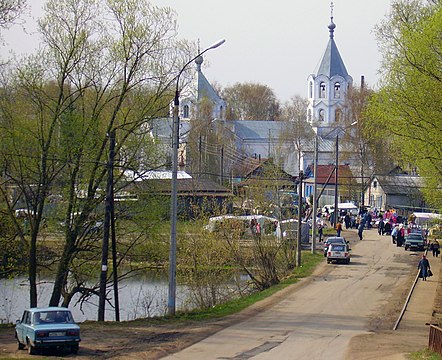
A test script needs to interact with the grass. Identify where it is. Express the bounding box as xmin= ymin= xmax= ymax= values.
xmin=408 ymin=349 xmax=442 ymax=360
